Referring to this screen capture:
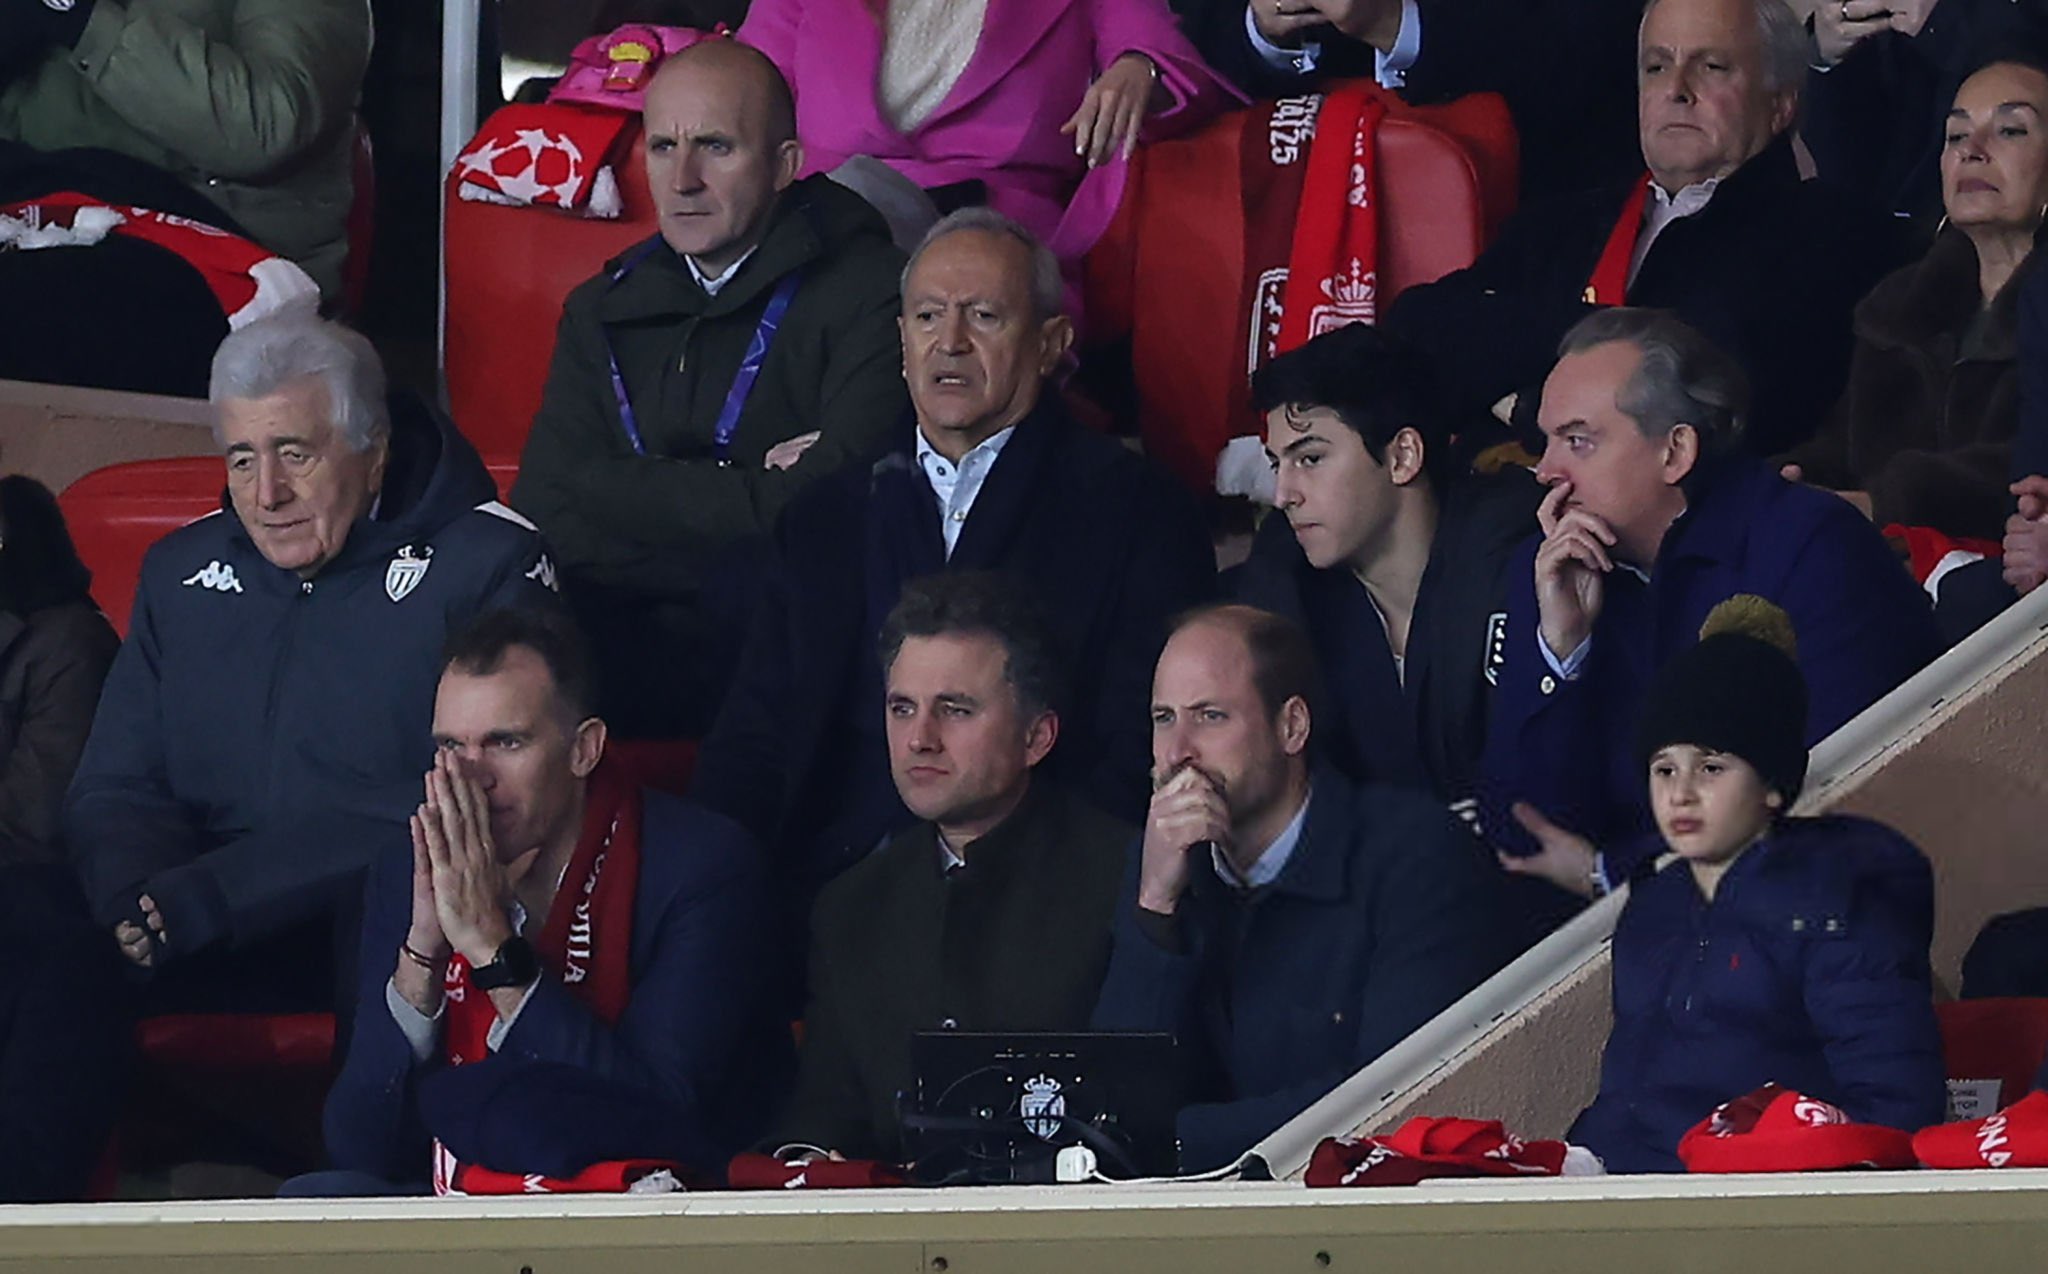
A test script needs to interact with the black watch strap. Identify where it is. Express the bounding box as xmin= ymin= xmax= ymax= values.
xmin=470 ymin=935 xmax=540 ymax=991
